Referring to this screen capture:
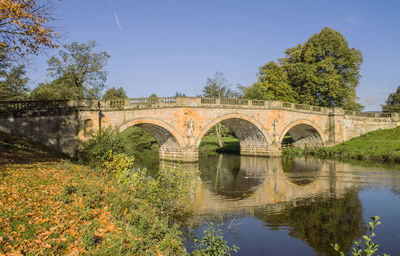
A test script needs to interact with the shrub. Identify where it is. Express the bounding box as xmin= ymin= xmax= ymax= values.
xmin=191 ymin=221 xmax=239 ymax=256
xmin=104 ymin=152 xmax=197 ymax=216
xmin=331 ymin=216 xmax=389 ymax=256
xmin=81 ymin=127 xmax=127 ymax=166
